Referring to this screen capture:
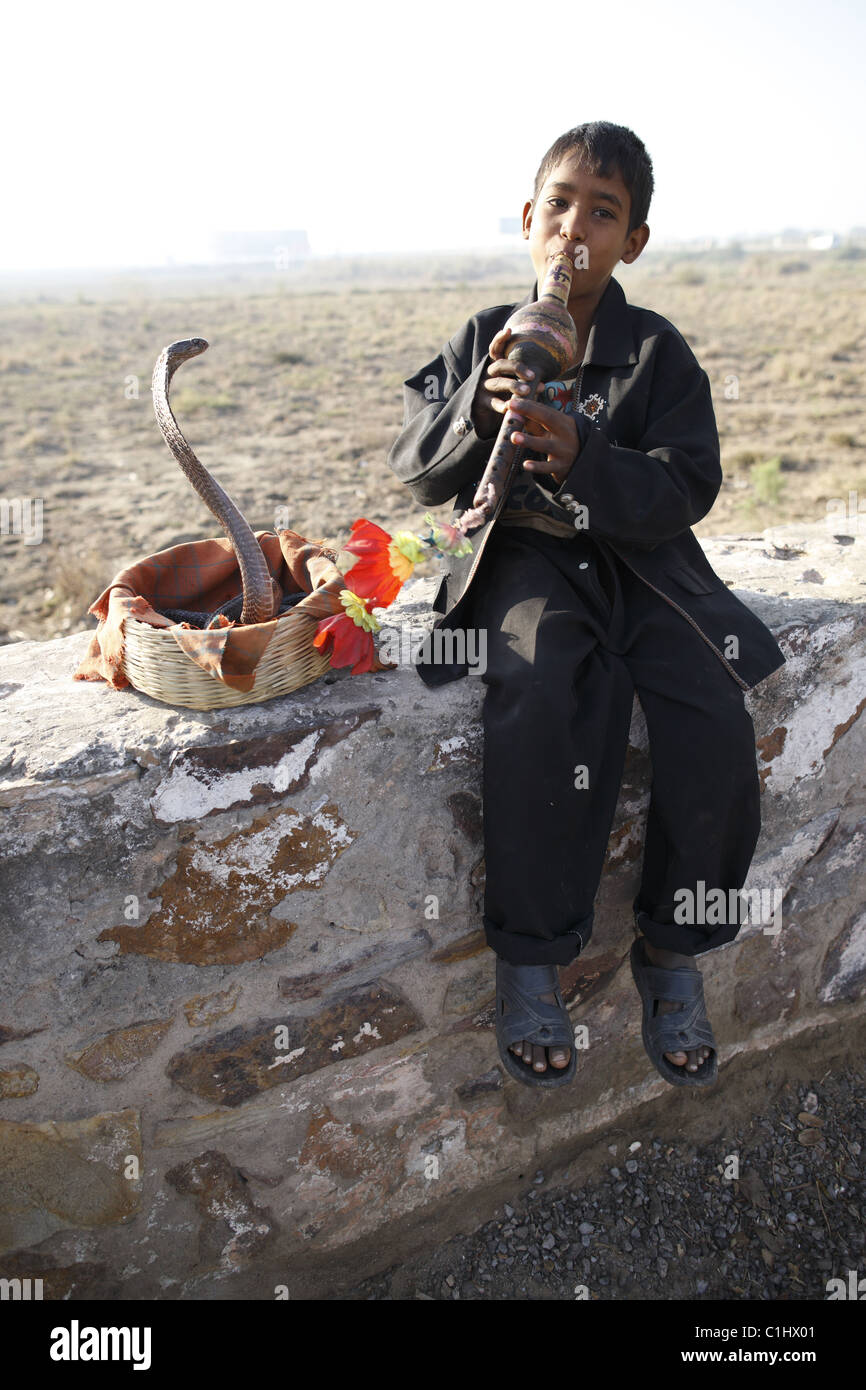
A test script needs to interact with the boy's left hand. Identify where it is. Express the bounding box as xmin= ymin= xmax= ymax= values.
xmin=506 ymin=395 xmax=580 ymax=486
